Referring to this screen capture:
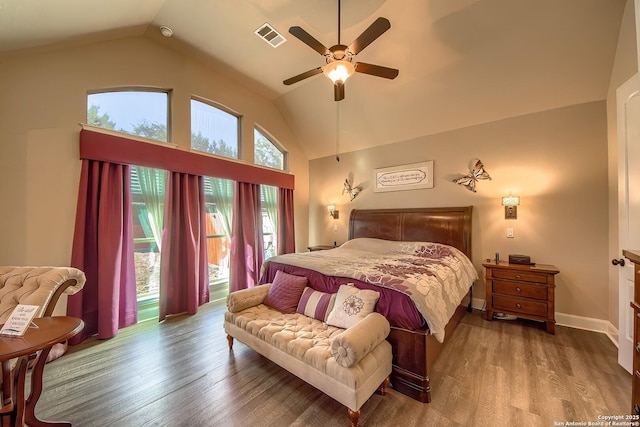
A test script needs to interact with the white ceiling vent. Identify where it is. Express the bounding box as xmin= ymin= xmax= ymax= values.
xmin=255 ymin=23 xmax=286 ymax=48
